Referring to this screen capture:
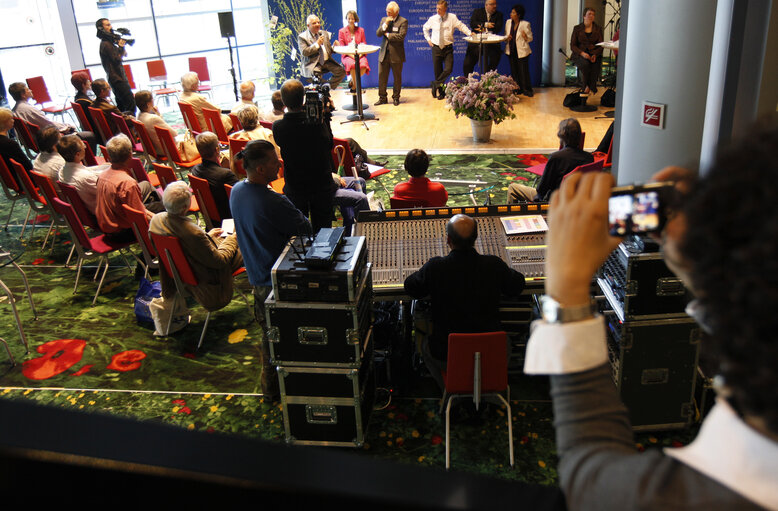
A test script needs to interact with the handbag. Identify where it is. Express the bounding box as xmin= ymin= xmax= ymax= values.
xmin=563 ymin=91 xmax=582 ymax=108
xmin=134 ymin=278 xmax=162 ymax=323
xmin=149 ymin=294 xmax=190 ymax=336
xmin=176 ymin=130 xmax=199 ymax=161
